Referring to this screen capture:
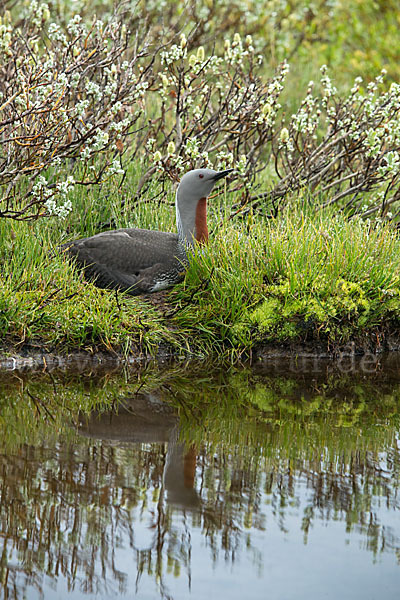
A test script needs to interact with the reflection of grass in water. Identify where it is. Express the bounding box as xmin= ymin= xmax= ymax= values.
xmin=0 ymin=362 xmax=399 ymax=456
xmin=167 ymin=368 xmax=400 ymax=458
